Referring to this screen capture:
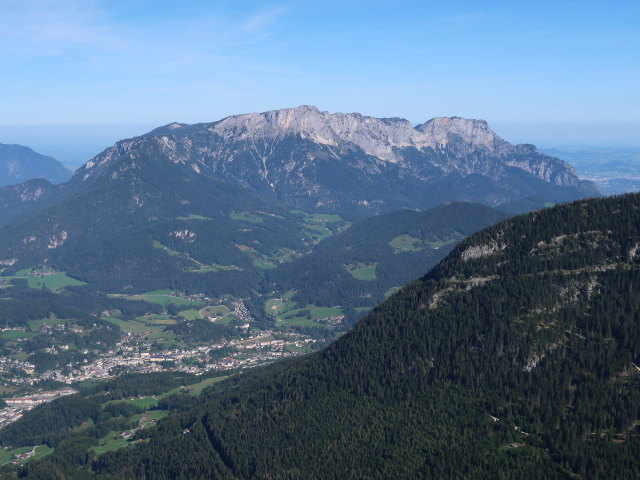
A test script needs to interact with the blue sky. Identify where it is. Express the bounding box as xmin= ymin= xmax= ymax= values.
xmin=0 ymin=0 xmax=638 ymax=167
